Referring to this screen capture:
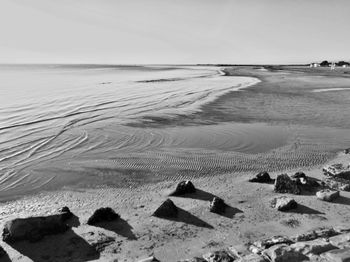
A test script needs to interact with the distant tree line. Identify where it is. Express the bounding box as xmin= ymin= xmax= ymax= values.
xmin=319 ymin=60 xmax=350 ymax=67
